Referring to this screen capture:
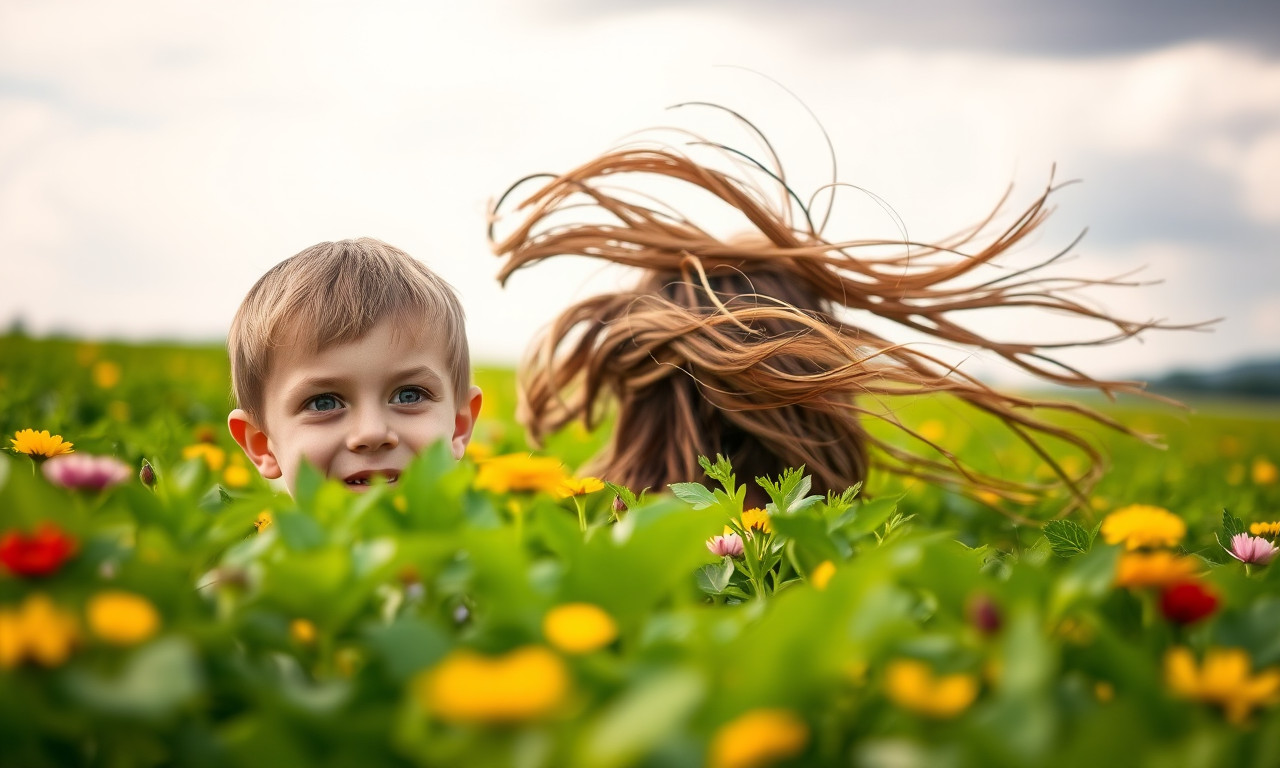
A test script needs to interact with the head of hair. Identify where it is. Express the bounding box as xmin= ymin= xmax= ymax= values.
xmin=228 ymin=237 xmax=470 ymax=423
xmin=489 ymin=113 xmax=1194 ymax=512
